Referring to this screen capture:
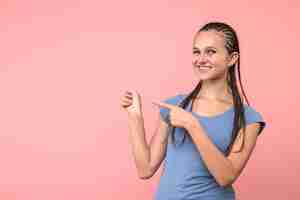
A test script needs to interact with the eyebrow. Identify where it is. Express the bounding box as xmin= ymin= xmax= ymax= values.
xmin=193 ymin=46 xmax=217 ymax=50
